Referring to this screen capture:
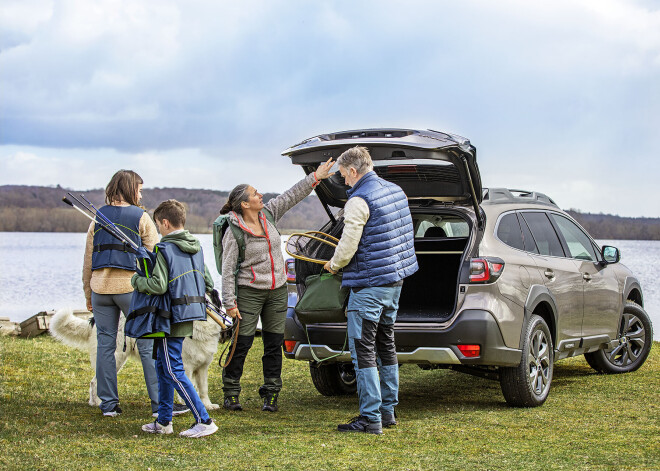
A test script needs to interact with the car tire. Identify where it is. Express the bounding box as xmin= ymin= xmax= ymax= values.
xmin=309 ymin=361 xmax=357 ymax=396
xmin=500 ymin=314 xmax=553 ymax=407
xmin=584 ymin=301 xmax=653 ymax=374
